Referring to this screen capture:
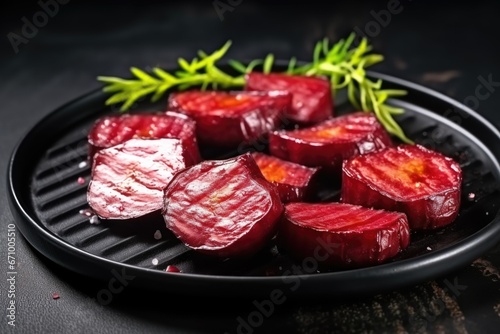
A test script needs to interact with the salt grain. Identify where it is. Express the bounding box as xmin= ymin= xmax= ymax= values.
xmin=89 ymin=215 xmax=100 ymax=224
xmin=153 ymin=230 xmax=162 ymax=240
xmin=77 ymin=177 xmax=85 ymax=185
xmin=427 ymin=246 xmax=432 ymax=251
xmin=152 ymin=258 xmax=159 ymax=265
xmin=78 ymin=161 xmax=88 ymax=169
xmin=468 ymin=193 xmax=476 ymax=201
